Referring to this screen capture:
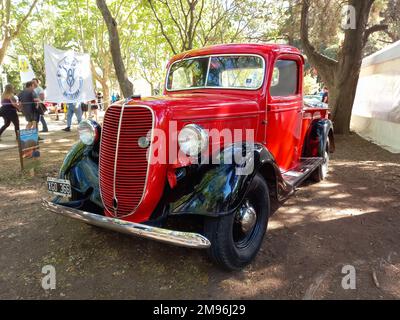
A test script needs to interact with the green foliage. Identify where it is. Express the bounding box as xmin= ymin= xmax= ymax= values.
xmin=303 ymin=73 xmax=319 ymax=95
xmin=2 ymin=0 xmax=399 ymax=96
